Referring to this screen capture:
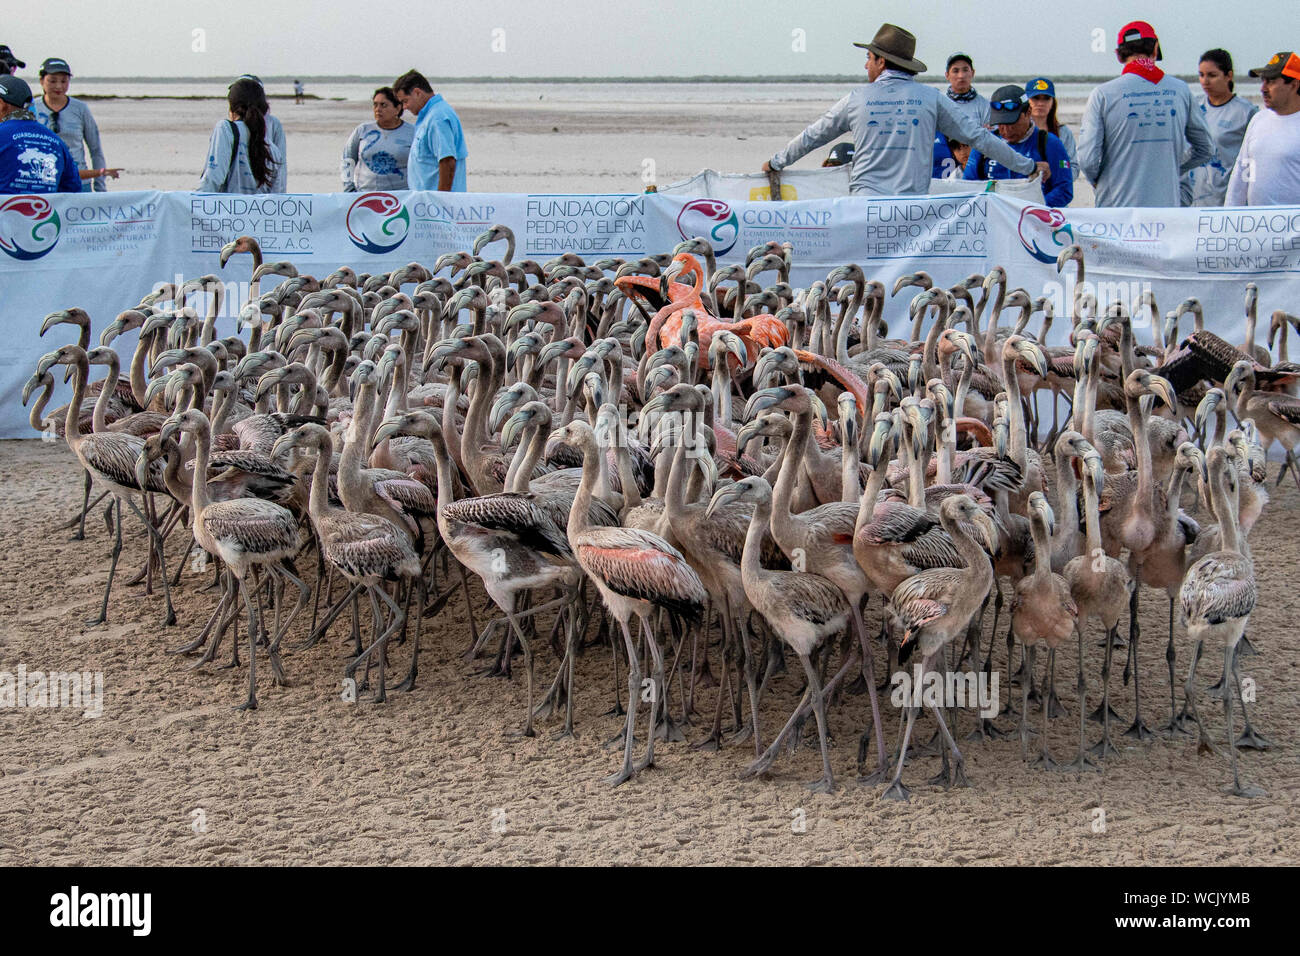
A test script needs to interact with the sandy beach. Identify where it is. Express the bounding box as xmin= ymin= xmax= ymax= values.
xmin=0 ymin=434 xmax=1296 ymax=866
xmin=67 ymin=80 xmax=1105 ymax=203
